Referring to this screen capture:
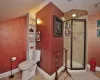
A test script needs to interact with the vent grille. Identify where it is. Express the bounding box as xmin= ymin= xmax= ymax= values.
xmin=67 ymin=0 xmax=73 ymax=2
